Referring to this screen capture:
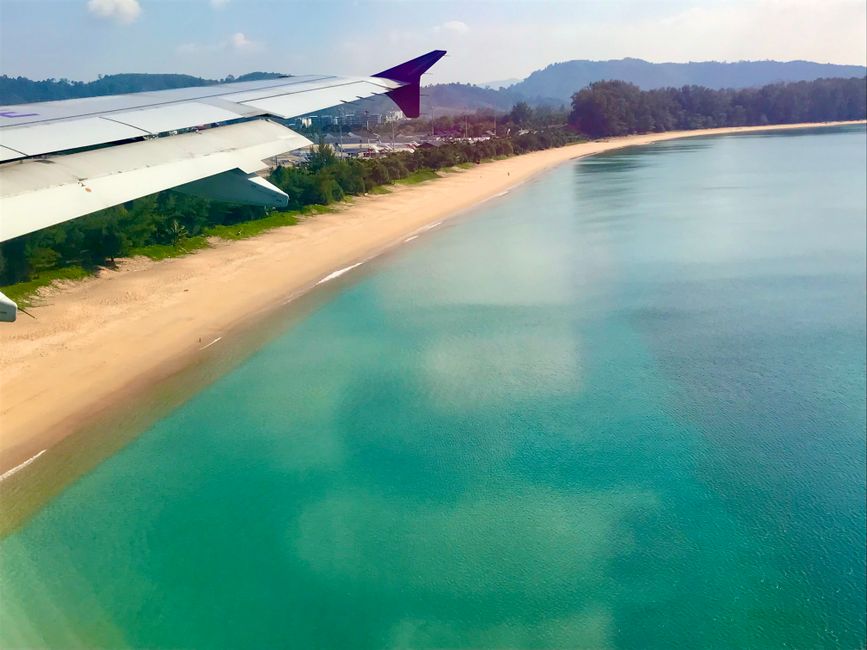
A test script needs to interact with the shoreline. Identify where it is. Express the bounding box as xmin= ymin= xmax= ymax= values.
xmin=0 ymin=120 xmax=864 ymax=478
